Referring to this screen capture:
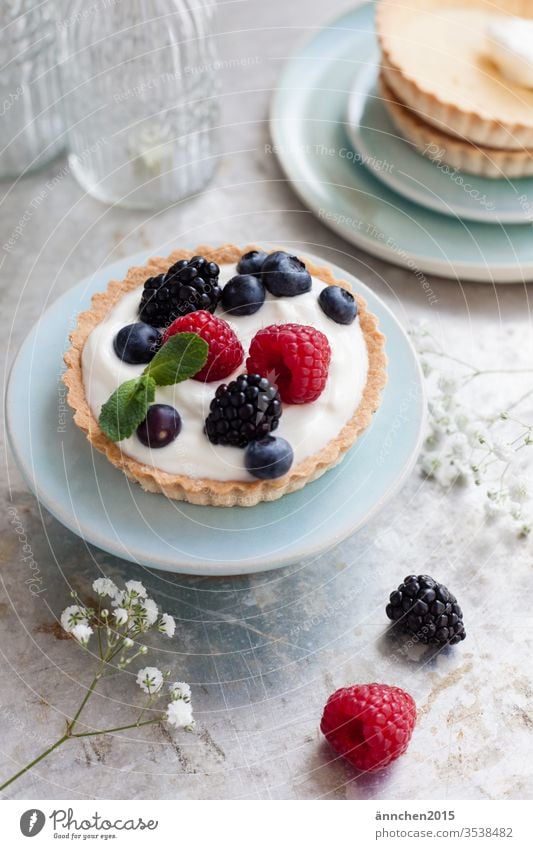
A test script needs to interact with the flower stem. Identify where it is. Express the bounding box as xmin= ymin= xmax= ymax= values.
xmin=0 ymin=735 xmax=68 ymax=792
xmin=71 ymin=718 xmax=160 ymax=738
xmin=68 ymin=667 xmax=103 ymax=733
